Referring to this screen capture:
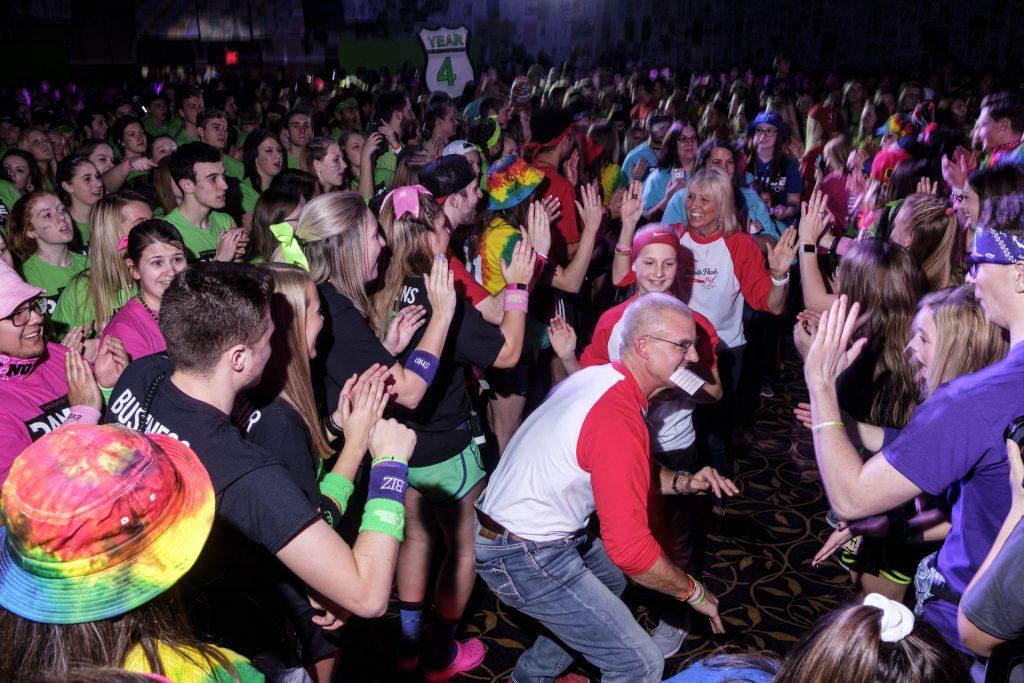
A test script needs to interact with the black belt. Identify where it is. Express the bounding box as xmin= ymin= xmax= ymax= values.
xmin=476 ymin=509 xmax=528 ymax=542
